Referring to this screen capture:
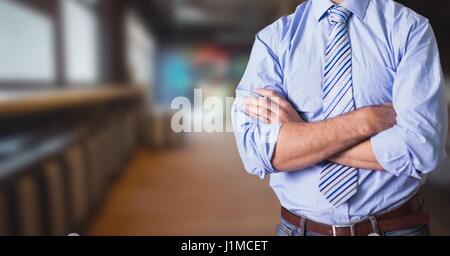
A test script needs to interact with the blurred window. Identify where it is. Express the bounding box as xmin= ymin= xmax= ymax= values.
xmin=0 ymin=0 xmax=56 ymax=83
xmin=157 ymin=48 xmax=193 ymax=106
xmin=62 ymin=0 xmax=100 ymax=85
xmin=125 ymin=11 xmax=156 ymax=87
